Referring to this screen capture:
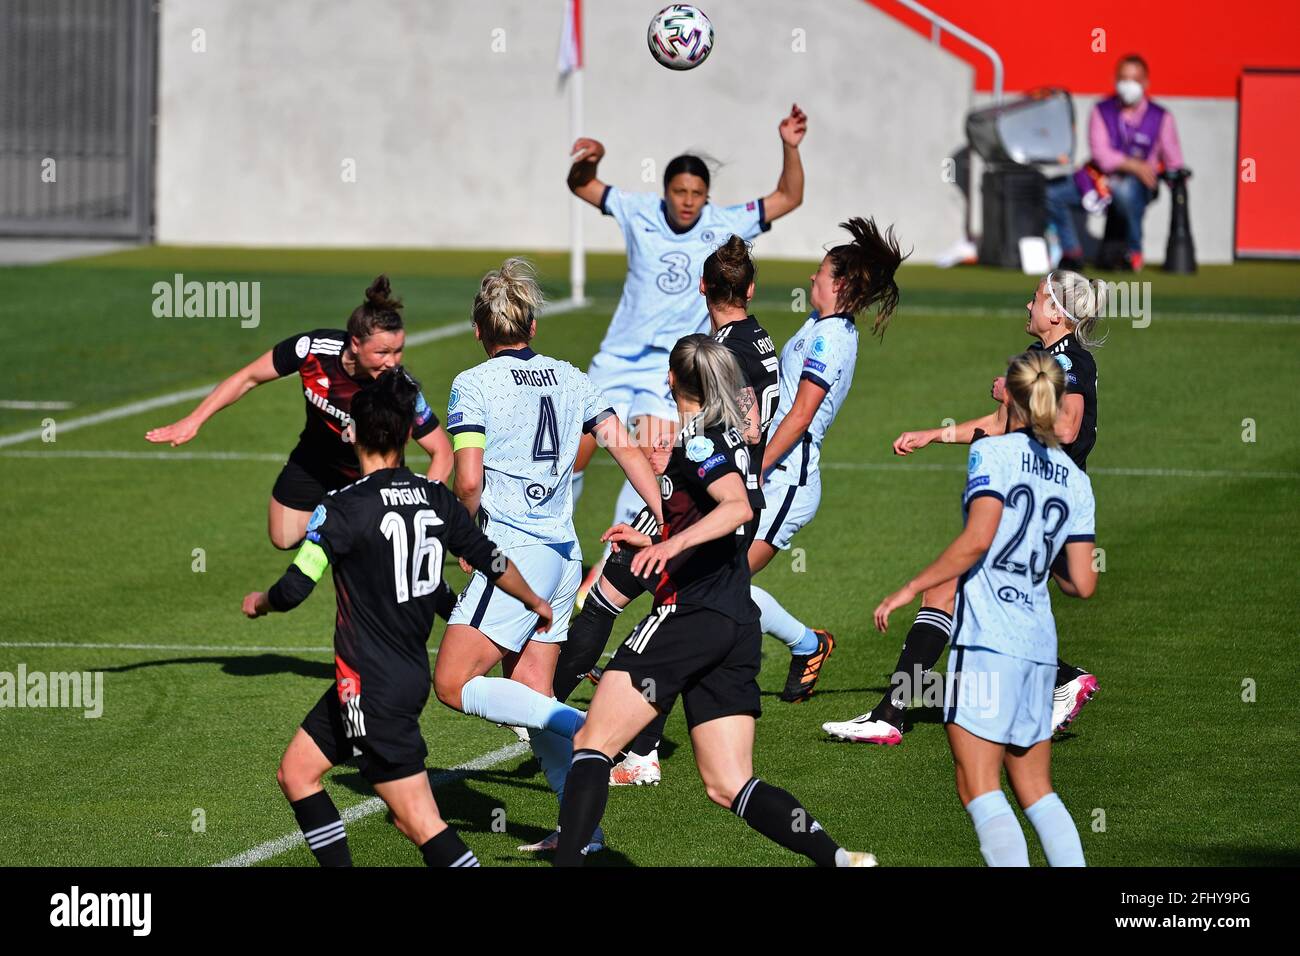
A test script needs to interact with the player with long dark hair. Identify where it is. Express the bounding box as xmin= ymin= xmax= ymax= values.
xmin=240 ymin=366 xmax=552 ymax=867
xmin=825 ymin=270 xmax=1106 ymax=745
xmin=873 ymin=350 xmax=1098 ymax=866
xmin=147 ymin=275 xmax=453 ymax=551
xmin=553 ymin=334 xmax=875 ymax=867
xmin=565 ymin=105 xmax=807 ymax=596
